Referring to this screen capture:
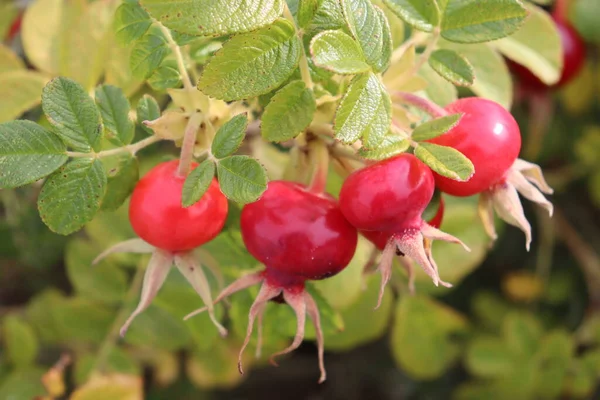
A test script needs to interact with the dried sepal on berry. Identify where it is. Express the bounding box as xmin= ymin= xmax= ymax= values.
xmin=481 ymin=158 xmax=554 ymax=250
xmin=92 ymin=238 xmax=154 ymax=265
xmin=185 ymin=272 xmax=328 ymax=383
